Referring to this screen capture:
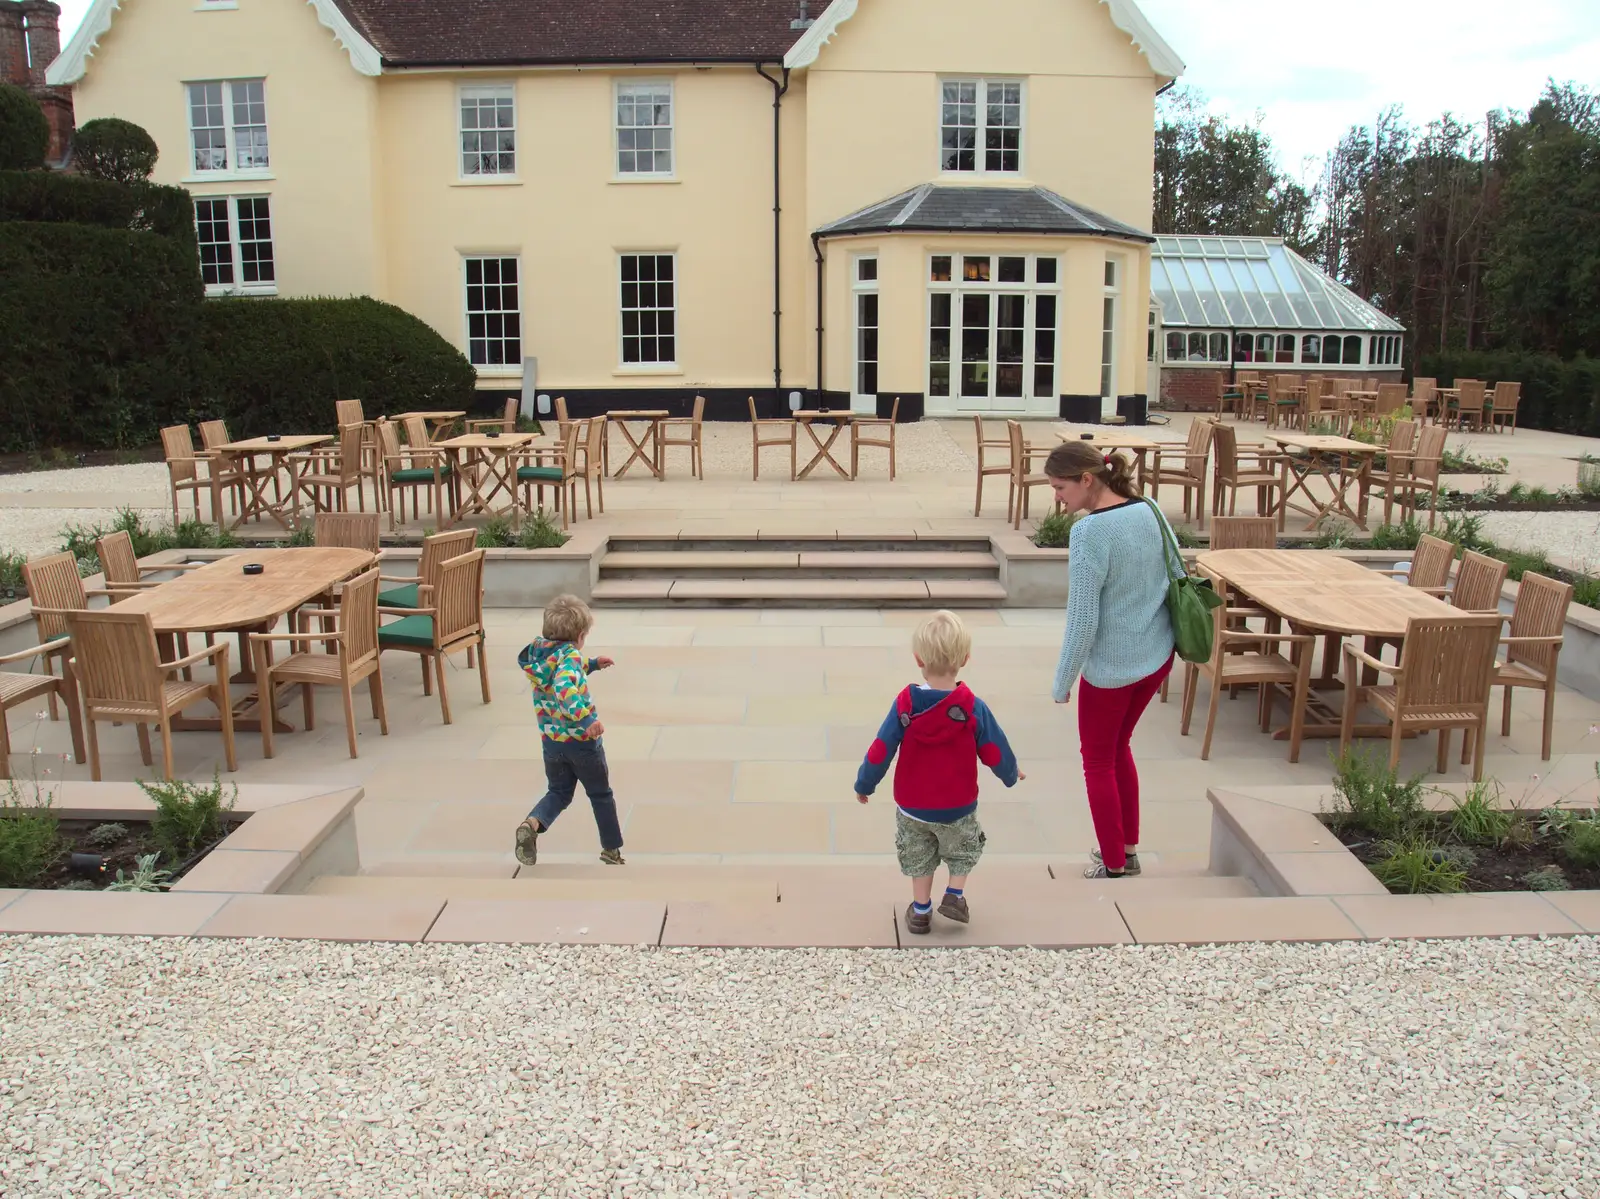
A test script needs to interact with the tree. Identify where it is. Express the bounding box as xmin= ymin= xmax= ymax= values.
xmin=73 ymin=118 xmax=159 ymax=185
xmin=0 ymin=82 xmax=48 ymax=171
